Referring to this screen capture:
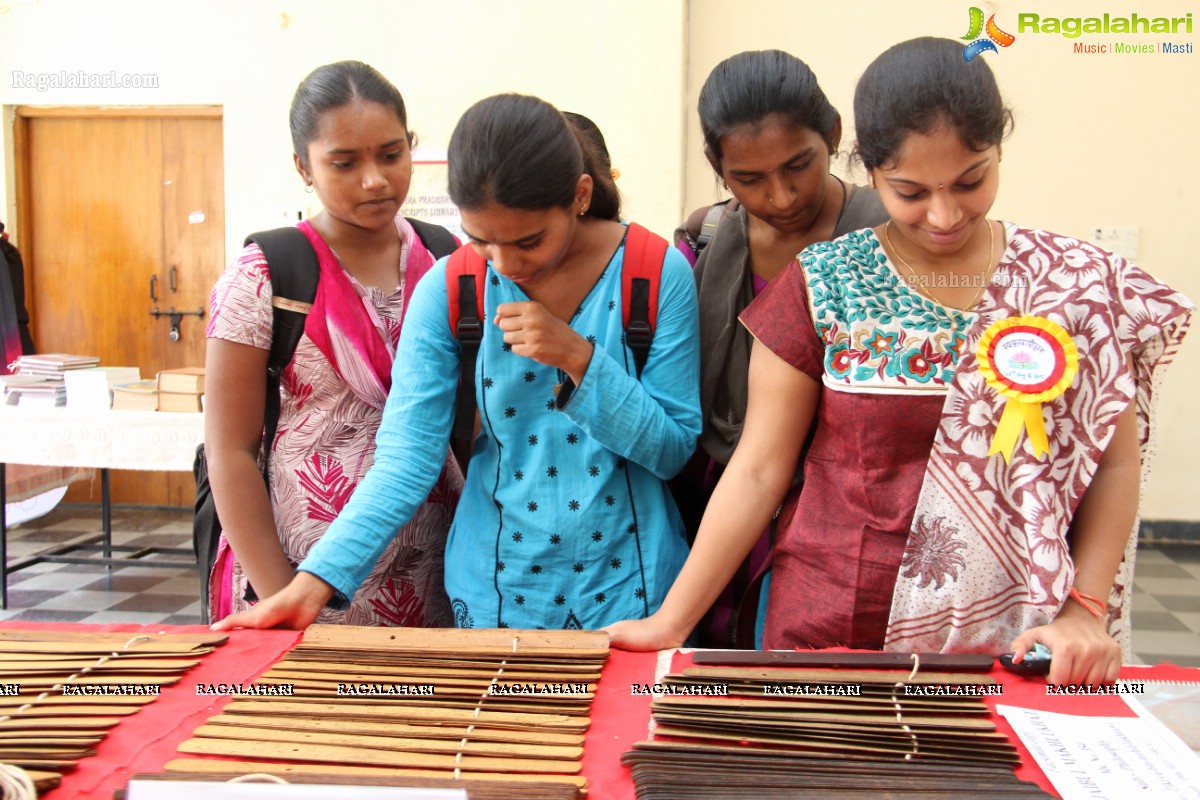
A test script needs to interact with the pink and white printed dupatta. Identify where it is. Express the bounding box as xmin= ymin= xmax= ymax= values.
xmin=297 ymin=218 xmax=436 ymax=410
xmin=885 ymin=226 xmax=1193 ymax=656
